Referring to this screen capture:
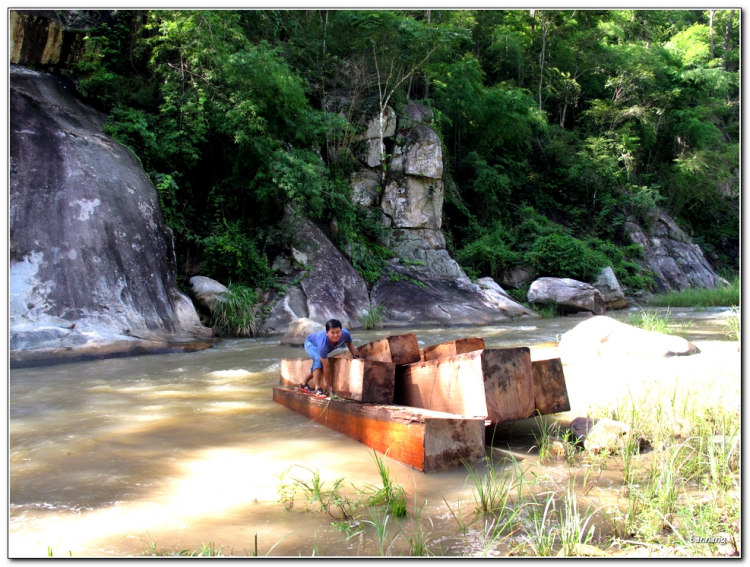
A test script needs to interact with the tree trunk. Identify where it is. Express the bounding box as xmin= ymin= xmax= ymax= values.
xmin=538 ymin=14 xmax=548 ymax=112
xmin=709 ymin=9 xmax=715 ymax=60
xmin=724 ymin=9 xmax=735 ymax=71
